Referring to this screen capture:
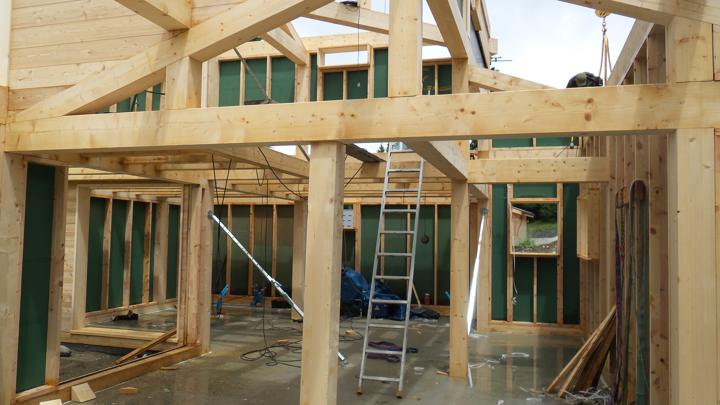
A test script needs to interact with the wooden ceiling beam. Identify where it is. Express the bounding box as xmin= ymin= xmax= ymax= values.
xmin=468 ymin=157 xmax=610 ymax=184
xmin=209 ymin=146 xmax=310 ymax=178
xmin=261 ymin=26 xmax=309 ymax=65
xmin=115 ymin=0 xmax=191 ymax=30
xmin=557 ymin=0 xmax=720 ymax=26
xmin=468 ymin=65 xmax=552 ymax=91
